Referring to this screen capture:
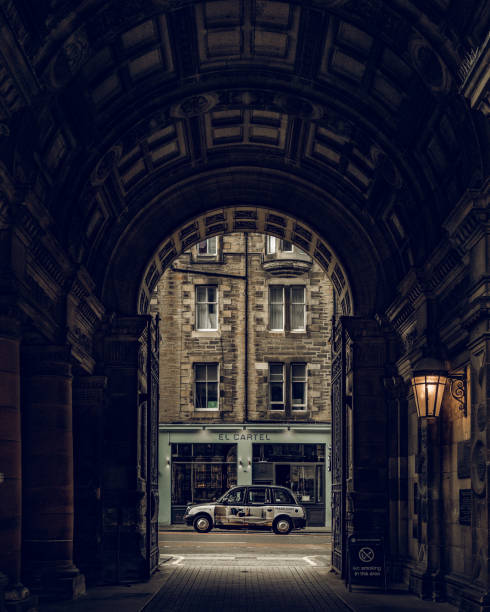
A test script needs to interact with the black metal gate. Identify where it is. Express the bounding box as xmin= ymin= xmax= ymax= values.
xmin=331 ymin=319 xmax=346 ymax=576
xmin=139 ymin=316 xmax=160 ymax=577
xmin=146 ymin=315 xmax=160 ymax=576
